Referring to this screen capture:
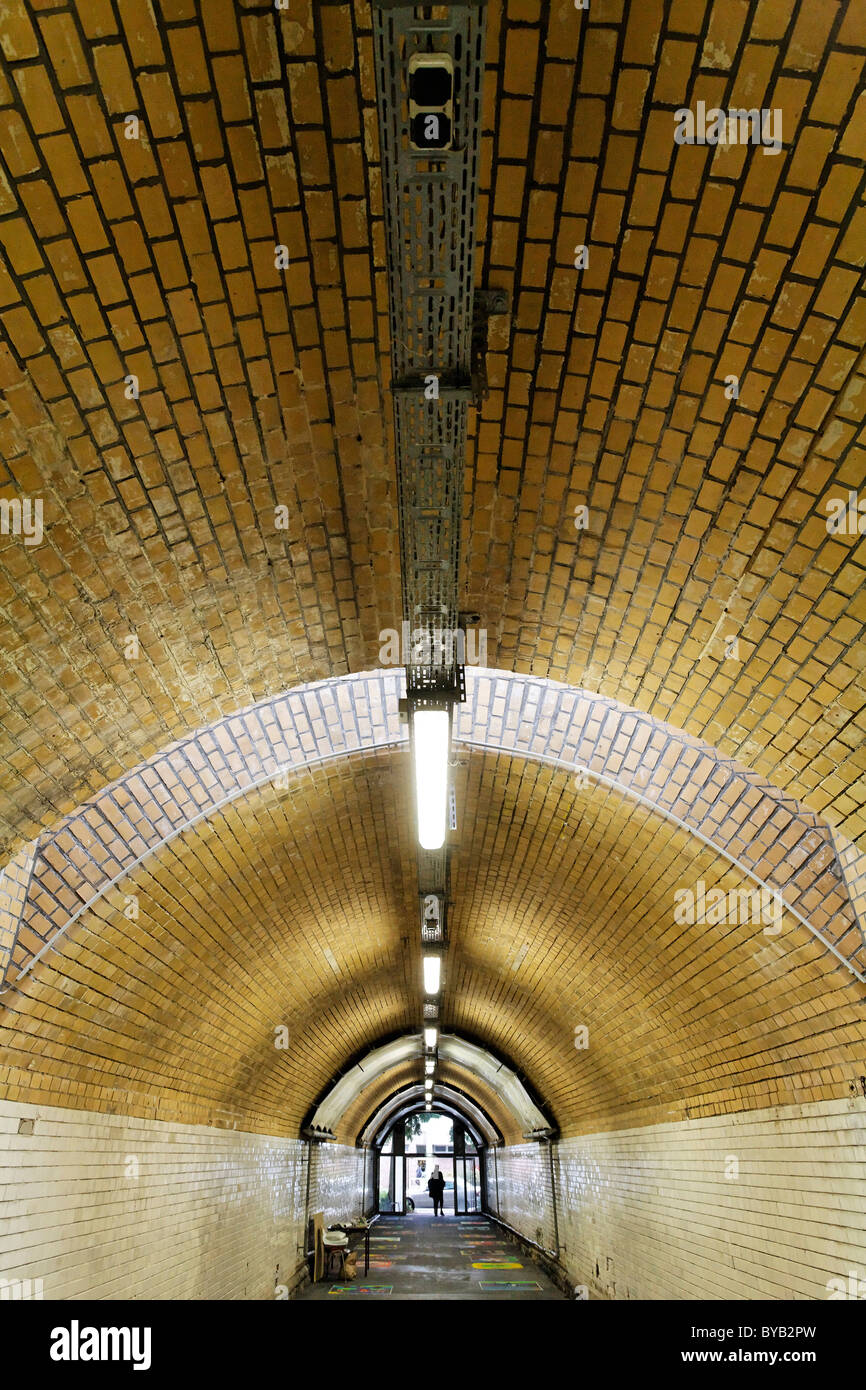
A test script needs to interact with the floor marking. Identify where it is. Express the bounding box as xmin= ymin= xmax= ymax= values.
xmin=328 ymin=1284 xmax=393 ymax=1296
xmin=471 ymin=1260 xmax=524 ymax=1269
